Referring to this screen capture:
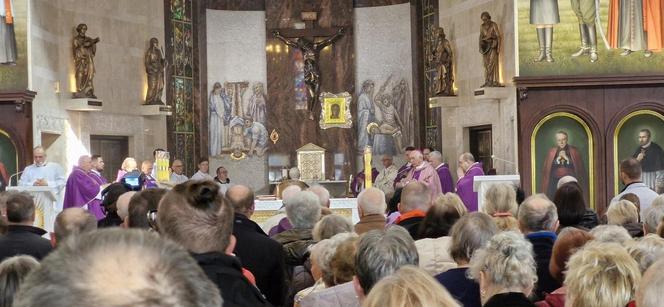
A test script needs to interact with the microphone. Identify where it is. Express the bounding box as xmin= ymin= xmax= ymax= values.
xmin=8 ymin=171 xmax=22 ymax=187
xmin=491 ymin=155 xmax=515 ymax=165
